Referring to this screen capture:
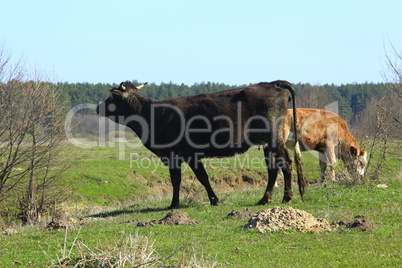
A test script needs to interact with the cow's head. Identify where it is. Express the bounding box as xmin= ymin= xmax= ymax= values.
xmin=96 ymin=81 xmax=148 ymax=123
xmin=346 ymin=146 xmax=367 ymax=177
